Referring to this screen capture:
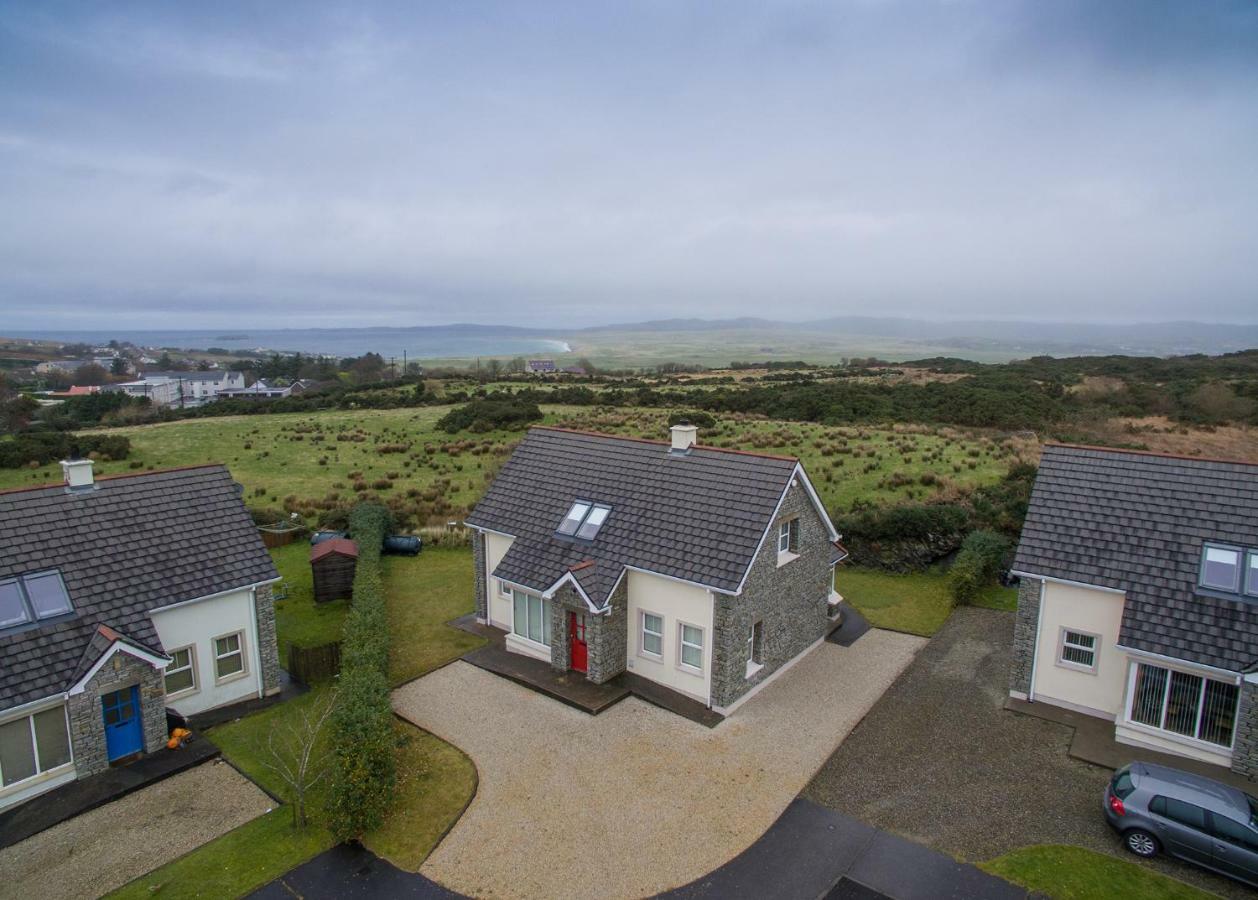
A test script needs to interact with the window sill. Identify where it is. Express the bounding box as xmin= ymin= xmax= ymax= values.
xmin=214 ymin=669 xmax=249 ymax=687
xmin=165 ymin=685 xmax=199 ymax=700
xmin=677 ymin=663 xmax=704 ymax=678
xmin=1055 ymin=658 xmax=1098 ymax=675
xmin=1120 ymin=717 xmax=1234 ymax=755
xmin=776 ymin=551 xmax=800 ymax=568
xmin=745 ymin=660 xmax=764 ymax=680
